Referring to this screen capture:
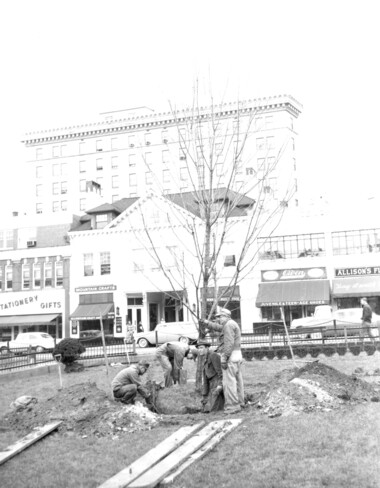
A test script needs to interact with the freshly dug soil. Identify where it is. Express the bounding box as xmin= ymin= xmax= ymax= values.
xmin=248 ymin=361 xmax=380 ymax=417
